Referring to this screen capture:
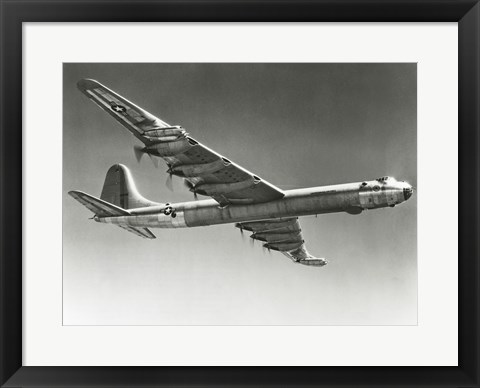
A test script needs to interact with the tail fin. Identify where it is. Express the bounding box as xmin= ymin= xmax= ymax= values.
xmin=100 ymin=164 xmax=159 ymax=209
xmin=69 ymin=164 xmax=158 ymax=239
